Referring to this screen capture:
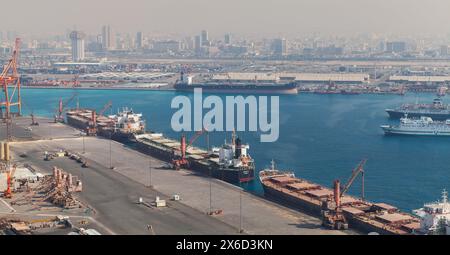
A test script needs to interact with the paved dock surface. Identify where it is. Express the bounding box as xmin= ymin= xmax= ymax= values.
xmin=5 ymin=116 xmax=355 ymax=235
